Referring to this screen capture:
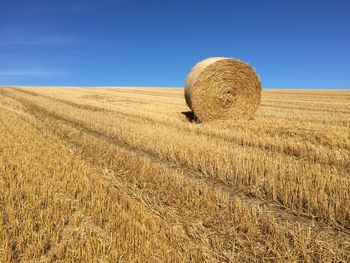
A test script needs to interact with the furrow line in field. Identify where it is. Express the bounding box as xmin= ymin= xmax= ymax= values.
xmin=61 ymin=87 xmax=185 ymax=106
xmin=264 ymin=97 xmax=350 ymax=105
xmin=261 ymin=103 xmax=350 ymax=114
xmin=99 ymin=88 xmax=184 ymax=98
xmin=17 ymin=87 xmax=184 ymax=106
xmin=11 ymin=88 xmax=112 ymax=113
xmin=264 ymin=91 xmax=350 ymax=98
xmin=221 ymin=117 xmax=350 ymax=149
xmin=258 ymin=111 xmax=350 ymax=127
